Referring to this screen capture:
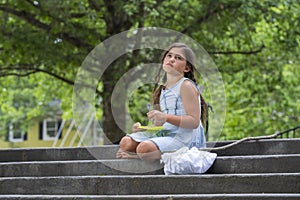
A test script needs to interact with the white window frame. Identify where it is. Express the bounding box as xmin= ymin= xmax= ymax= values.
xmin=9 ymin=122 xmax=26 ymax=142
xmin=43 ymin=119 xmax=59 ymax=141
